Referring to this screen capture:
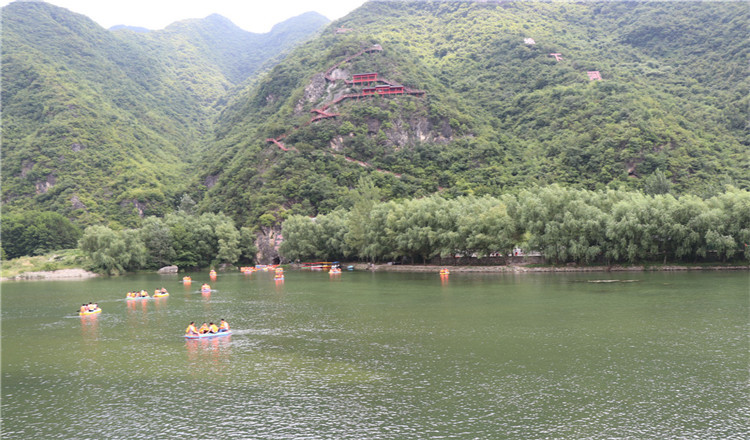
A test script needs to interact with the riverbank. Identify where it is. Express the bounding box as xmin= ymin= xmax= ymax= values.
xmin=348 ymin=263 xmax=750 ymax=273
xmin=3 ymin=262 xmax=747 ymax=282
xmin=1 ymin=268 xmax=99 ymax=282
